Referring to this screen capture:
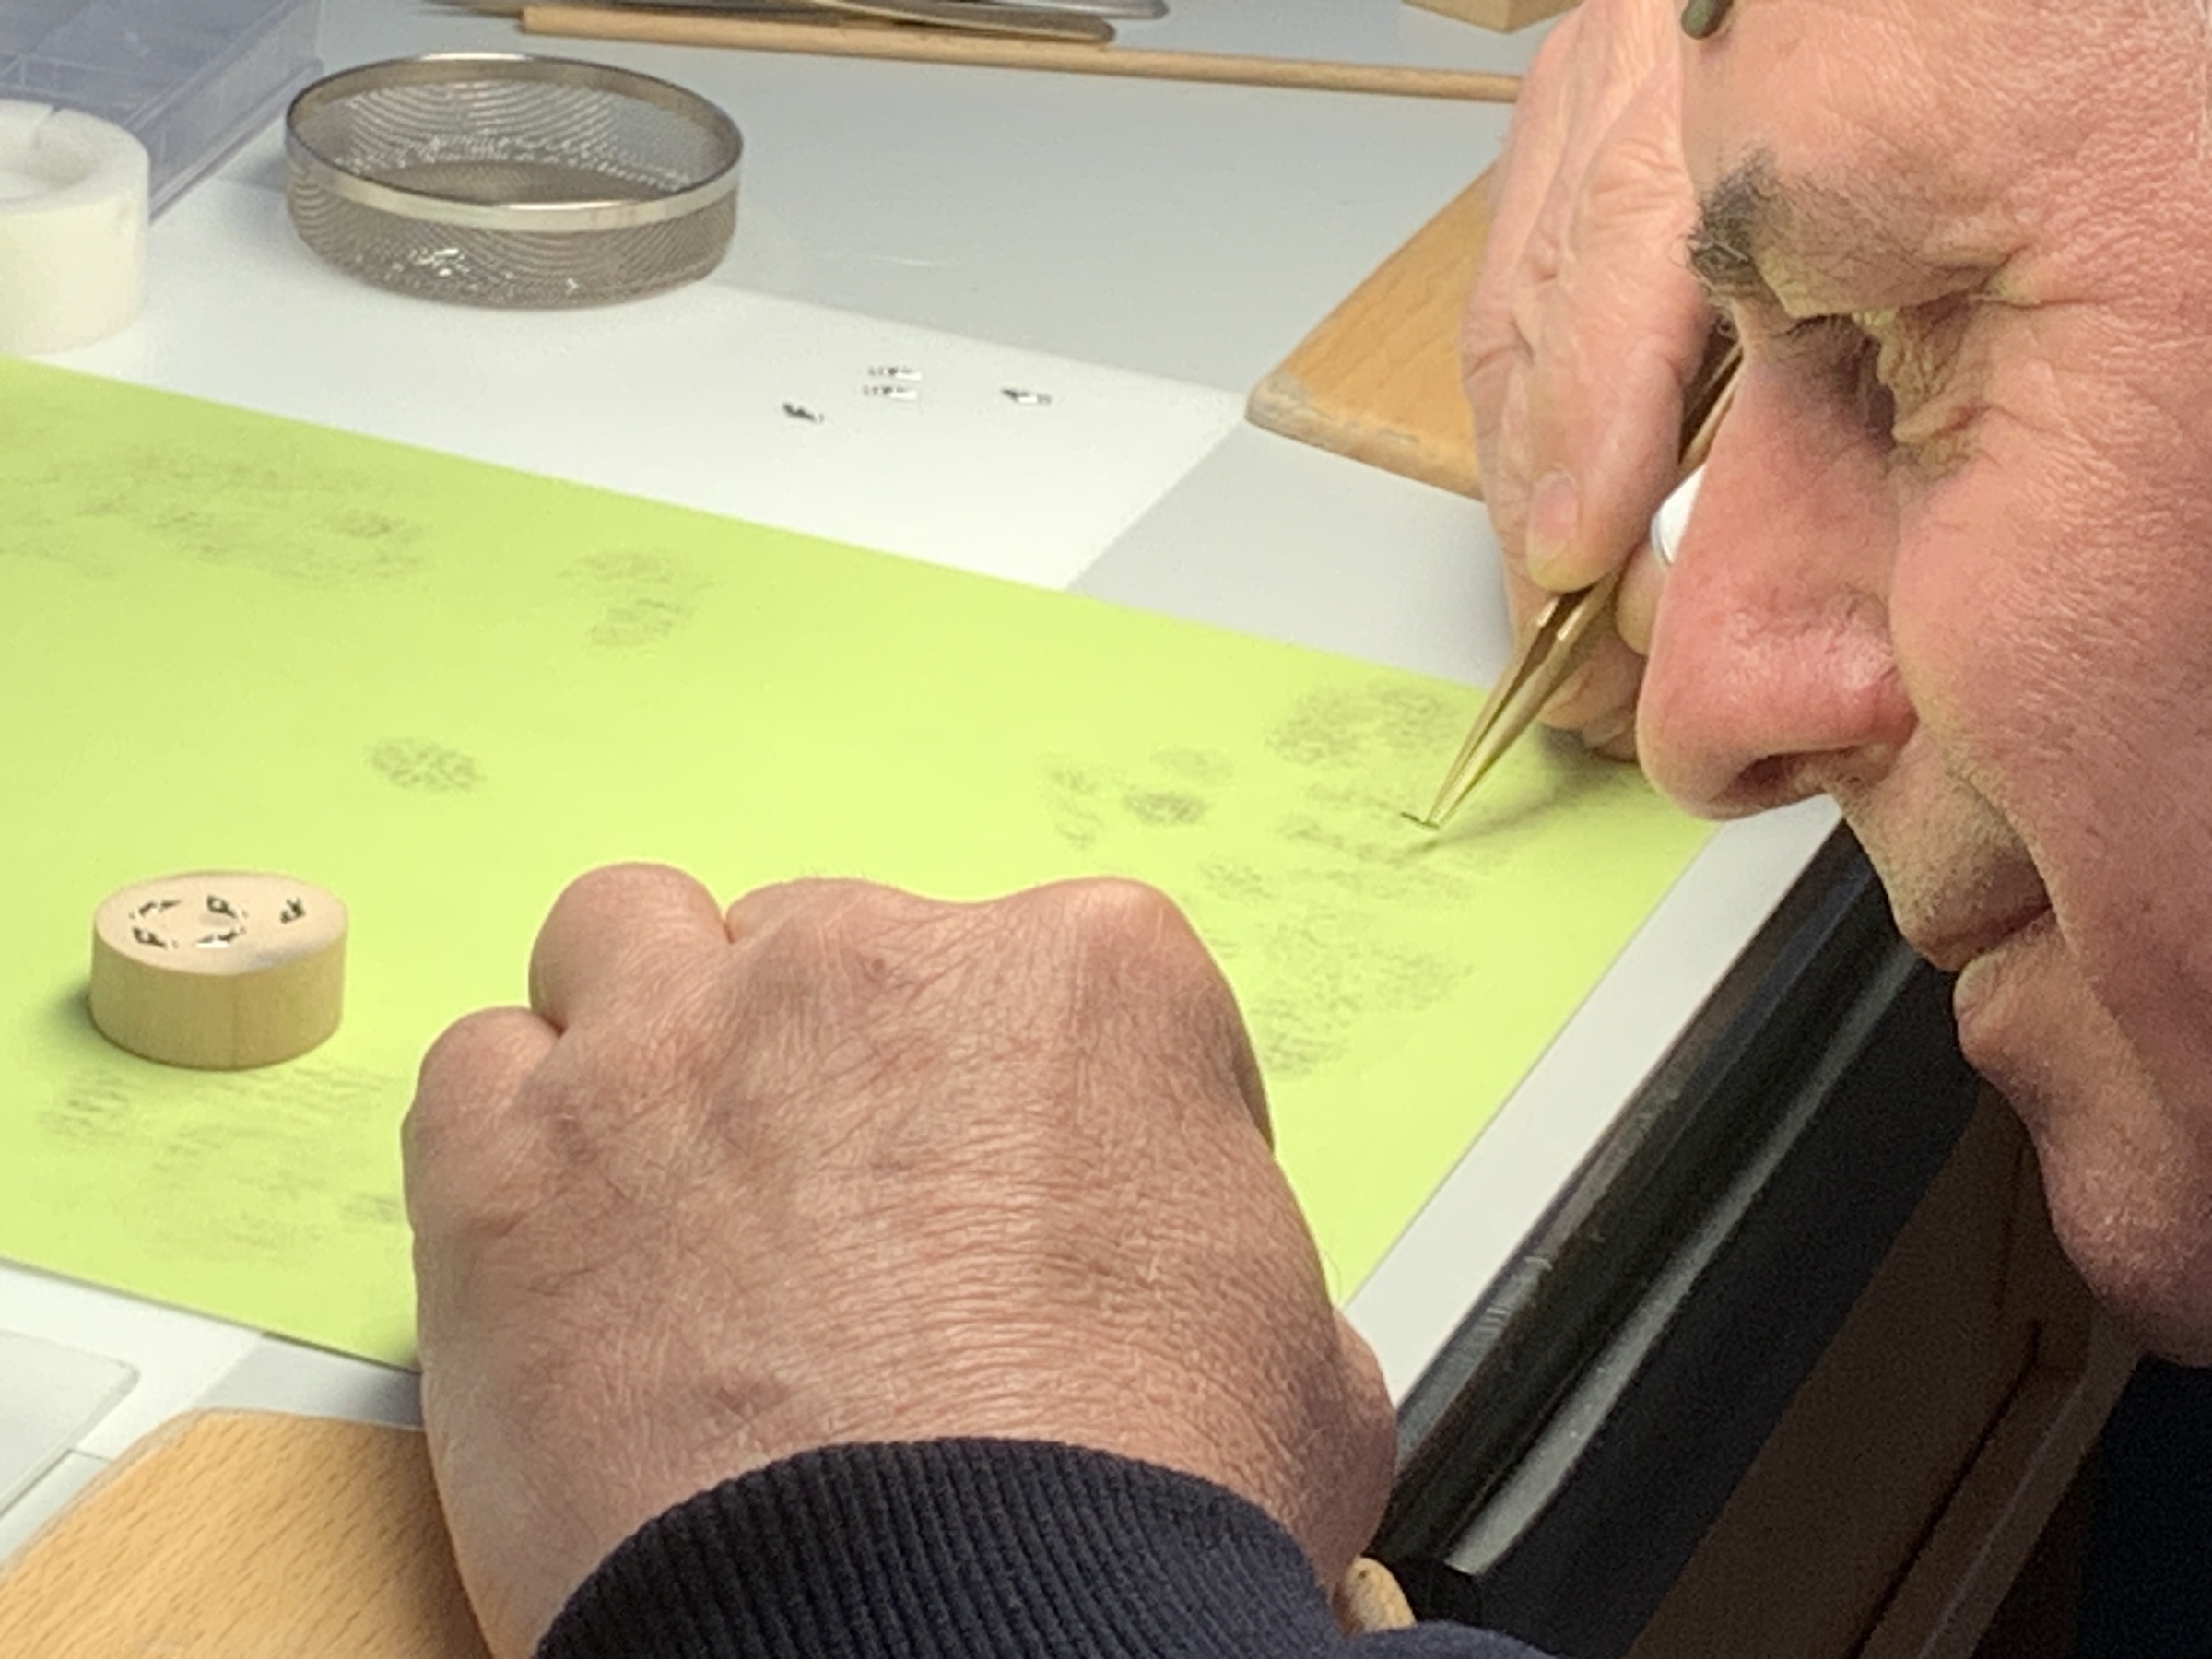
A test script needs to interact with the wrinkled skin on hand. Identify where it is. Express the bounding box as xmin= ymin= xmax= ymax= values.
xmin=1463 ymin=0 xmax=1716 ymax=754
xmin=404 ymin=864 xmax=1396 ymax=1658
